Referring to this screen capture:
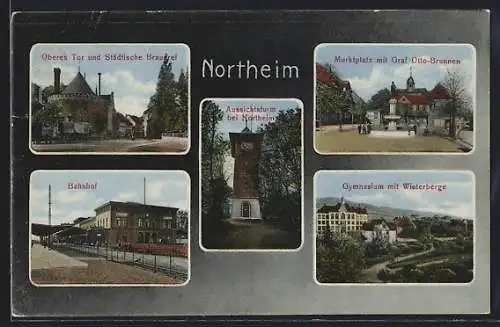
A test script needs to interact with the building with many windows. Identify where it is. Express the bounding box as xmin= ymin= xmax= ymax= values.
xmin=93 ymin=201 xmax=179 ymax=246
xmin=316 ymin=197 xmax=368 ymax=236
xmin=360 ymin=219 xmax=397 ymax=244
